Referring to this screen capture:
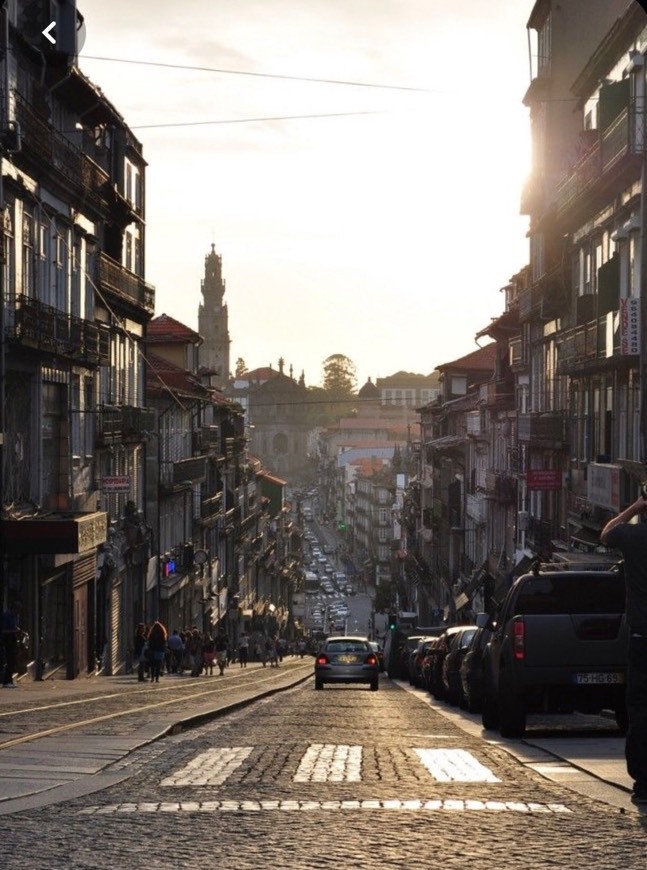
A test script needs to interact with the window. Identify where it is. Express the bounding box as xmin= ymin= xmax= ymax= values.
xmin=537 ymin=12 xmax=552 ymax=77
xmin=22 ymin=211 xmax=33 ymax=296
